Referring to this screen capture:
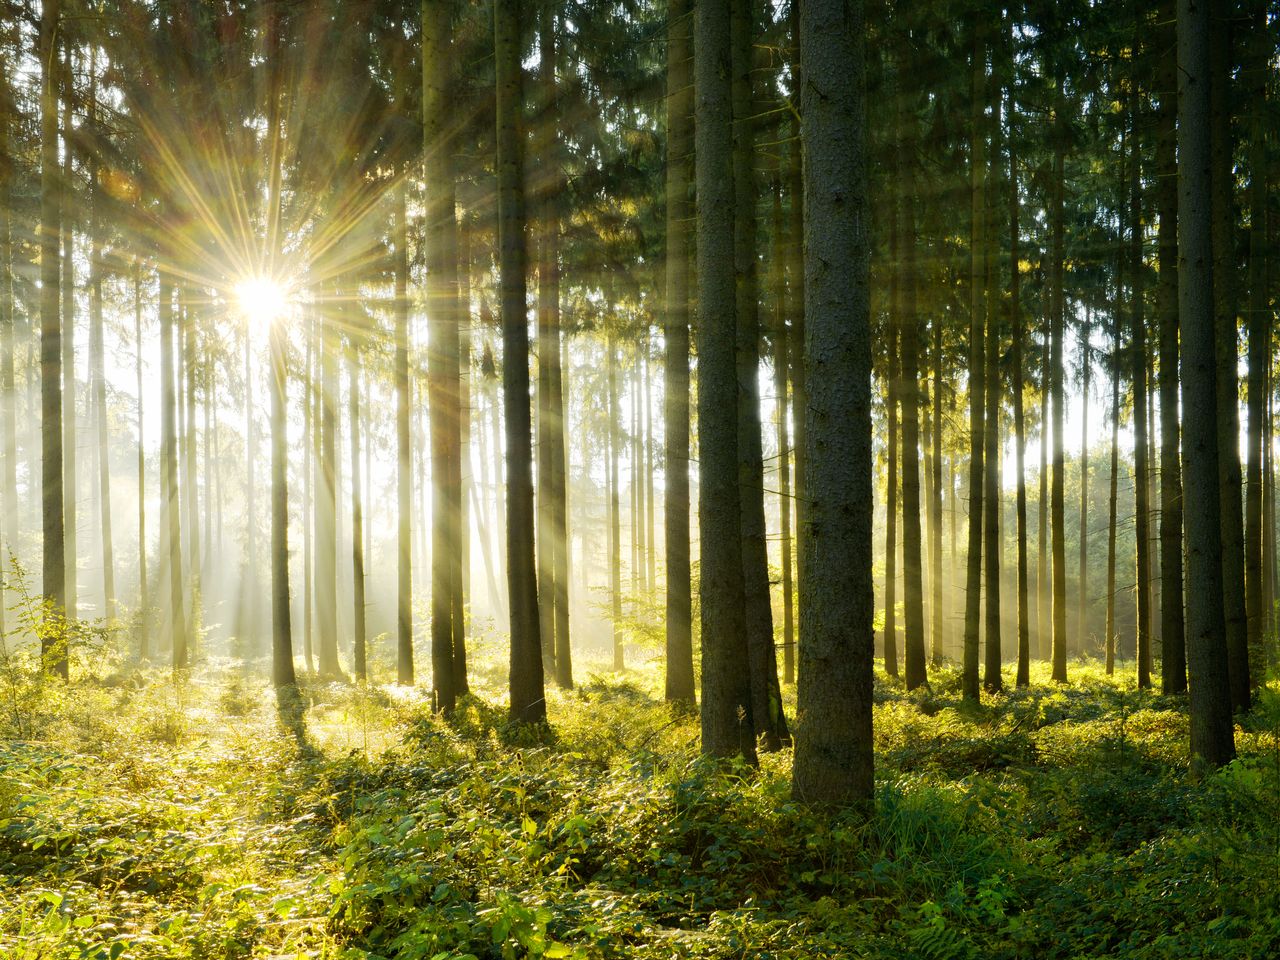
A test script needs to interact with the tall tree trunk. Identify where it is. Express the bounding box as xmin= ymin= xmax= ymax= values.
xmin=316 ymin=294 xmax=340 ymax=677
xmin=269 ymin=319 xmax=295 ymax=691
xmin=1050 ymin=75 xmax=1068 ymax=684
xmin=40 ymin=0 xmax=66 ymax=675
xmin=792 ymin=0 xmax=873 ymax=806
xmin=931 ymin=308 xmax=945 ymax=666
xmin=787 ymin=0 xmax=807 ymax=655
xmin=664 ymin=0 xmax=695 ymax=705
xmin=696 ymin=0 xmax=753 ymax=762
xmin=1244 ymin=0 xmax=1269 ymax=687
xmin=982 ymin=92 xmax=1002 ymax=694
xmin=183 ymin=310 xmax=201 ymax=646
xmin=901 ymin=204 xmax=927 ymax=691
xmin=348 ymin=345 xmax=366 ymax=681
xmin=161 ymin=278 xmax=185 ymax=670
xmin=1077 ymin=314 xmax=1089 ymax=649
xmin=884 ymin=276 xmax=900 ymax=678
xmin=538 ymin=3 xmax=569 ymax=688
xmin=456 ymin=217 xmax=473 ymax=694
xmin=962 ymin=16 xmax=987 ymax=700
xmin=134 ymin=265 xmax=148 ymax=658
xmin=1106 ymin=320 xmax=1120 ymax=675
xmin=425 ymin=0 xmax=459 ymax=711
xmin=244 ymin=325 xmax=259 ymax=654
xmin=1129 ymin=104 xmax=1153 ymax=690
xmin=608 ymin=330 xmax=623 ymax=670
xmin=87 ymin=62 xmax=113 ymax=620
xmin=495 ymin=0 xmax=546 ymax=724
xmin=1210 ymin=8 xmax=1250 ymax=710
xmin=1178 ymin=0 xmax=1236 ymax=771
xmin=394 ymin=181 xmax=414 ymax=685
xmin=1011 ymin=140 xmax=1030 ymax=688
xmin=0 ymin=50 xmax=12 ymax=639
xmin=1038 ymin=320 xmax=1050 ymax=661
xmin=61 ymin=45 xmax=76 ymax=623
xmin=731 ymin=0 xmax=784 ymax=747
xmin=302 ymin=325 xmax=313 ymax=672
xmin=1157 ymin=0 xmax=1187 ymax=693
xmin=771 ymin=169 xmax=795 ymax=690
